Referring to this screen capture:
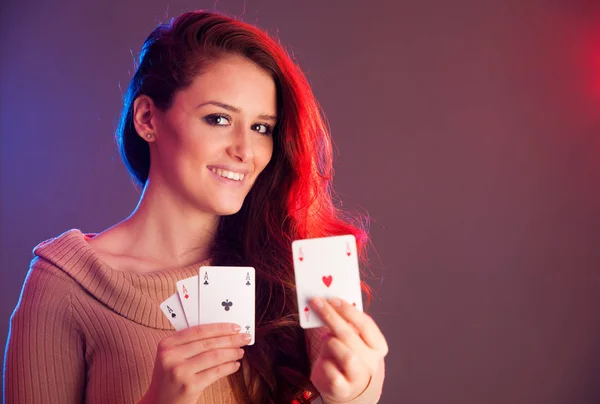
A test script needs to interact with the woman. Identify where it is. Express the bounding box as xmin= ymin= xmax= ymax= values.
xmin=4 ymin=10 xmax=387 ymax=404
